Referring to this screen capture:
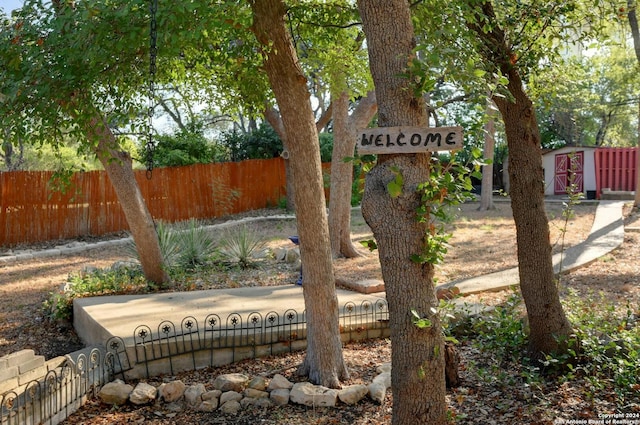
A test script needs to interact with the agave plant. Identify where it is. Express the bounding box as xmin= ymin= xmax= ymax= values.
xmin=126 ymin=219 xmax=216 ymax=269
xmin=173 ymin=219 xmax=218 ymax=268
xmin=218 ymin=225 xmax=266 ymax=269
